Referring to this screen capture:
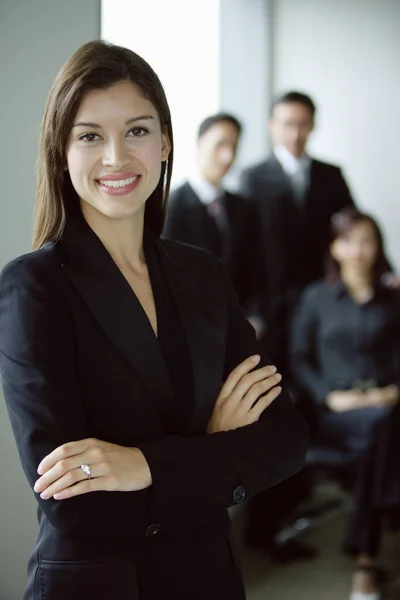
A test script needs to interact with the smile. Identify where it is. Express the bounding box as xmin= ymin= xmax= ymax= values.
xmin=96 ymin=175 xmax=141 ymax=196
xmin=98 ymin=176 xmax=139 ymax=188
